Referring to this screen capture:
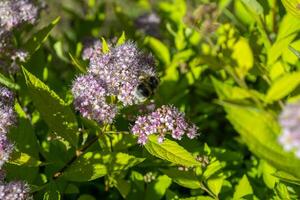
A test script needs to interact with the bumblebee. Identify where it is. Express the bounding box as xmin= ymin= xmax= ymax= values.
xmin=134 ymin=75 xmax=159 ymax=102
